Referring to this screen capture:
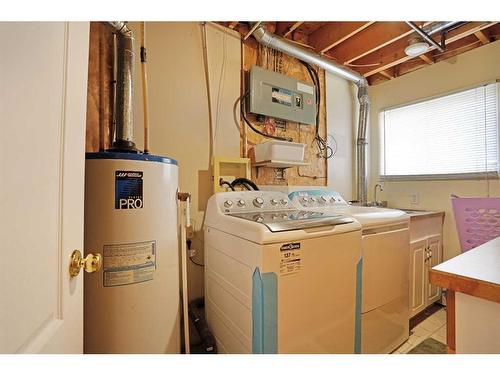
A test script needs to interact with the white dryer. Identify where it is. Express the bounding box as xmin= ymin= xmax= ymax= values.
xmin=289 ymin=190 xmax=410 ymax=354
xmin=204 ymin=191 xmax=362 ymax=353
